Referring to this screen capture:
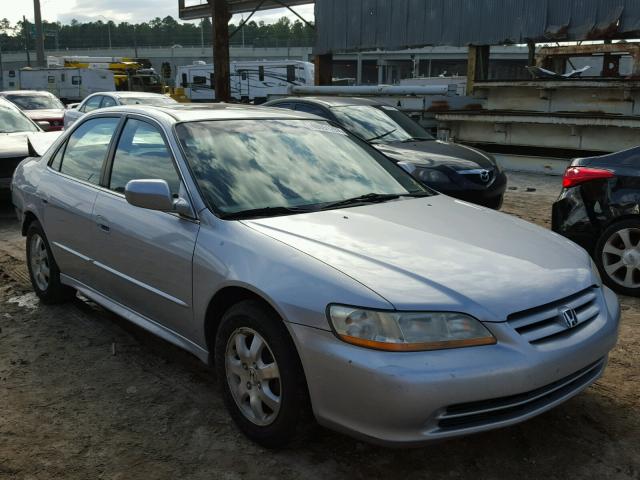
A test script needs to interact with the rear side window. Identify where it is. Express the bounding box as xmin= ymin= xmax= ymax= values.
xmin=59 ymin=117 xmax=119 ymax=185
xmin=81 ymin=95 xmax=102 ymax=113
xmin=109 ymin=119 xmax=180 ymax=195
xmin=101 ymin=96 xmax=117 ymax=108
xmin=286 ymin=65 xmax=296 ymax=82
